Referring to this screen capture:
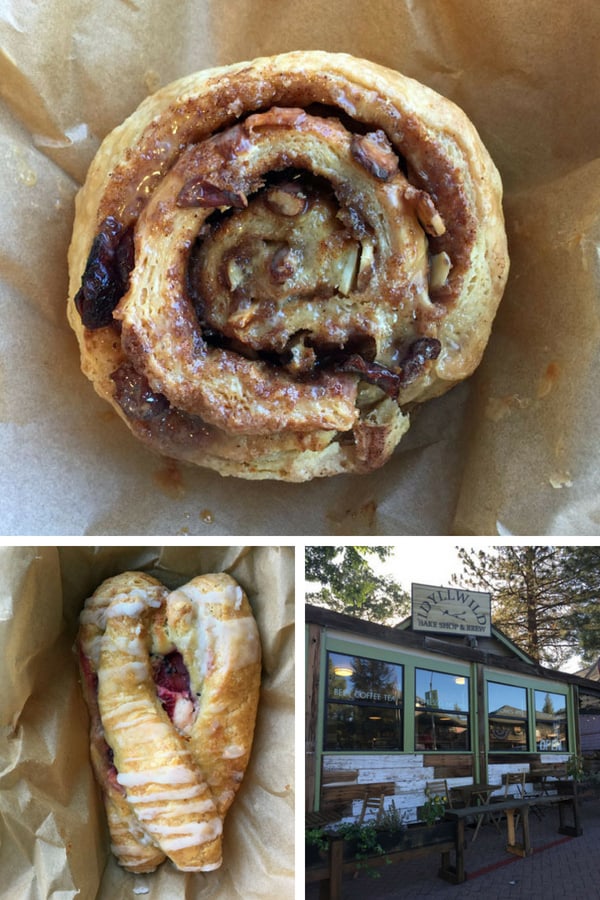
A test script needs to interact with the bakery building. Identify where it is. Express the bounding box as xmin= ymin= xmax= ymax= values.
xmin=305 ymin=585 xmax=600 ymax=819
